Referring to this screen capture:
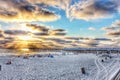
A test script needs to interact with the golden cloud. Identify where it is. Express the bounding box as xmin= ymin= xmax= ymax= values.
xmin=0 ymin=22 xmax=118 ymax=49
xmin=0 ymin=0 xmax=60 ymax=22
